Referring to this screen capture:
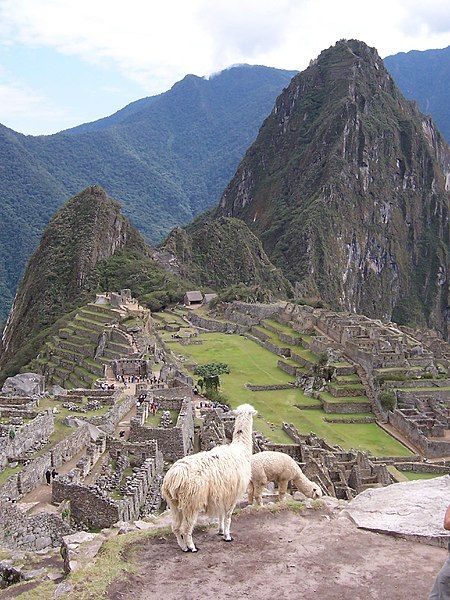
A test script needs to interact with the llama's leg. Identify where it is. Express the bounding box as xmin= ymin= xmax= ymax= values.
xmin=247 ymin=481 xmax=254 ymax=505
xmin=180 ymin=512 xmax=199 ymax=552
xmin=217 ymin=513 xmax=225 ymax=536
xmin=223 ymin=506 xmax=235 ymax=542
xmin=169 ymin=502 xmax=187 ymax=551
xmin=278 ymin=478 xmax=289 ymax=502
xmin=253 ymin=482 xmax=264 ymax=506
